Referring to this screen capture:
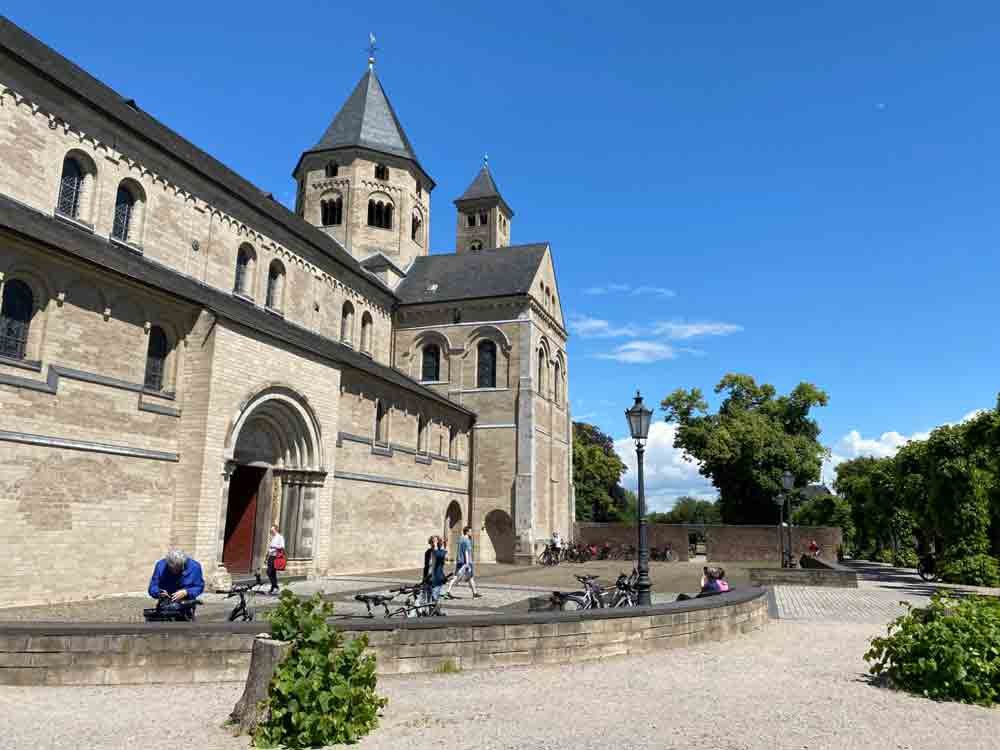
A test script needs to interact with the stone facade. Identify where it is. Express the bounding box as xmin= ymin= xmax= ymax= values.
xmin=0 ymin=20 xmax=572 ymax=604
